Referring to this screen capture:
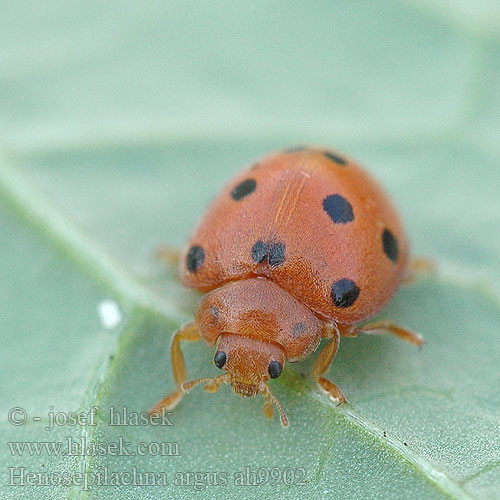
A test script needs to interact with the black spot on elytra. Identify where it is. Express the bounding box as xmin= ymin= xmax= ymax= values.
xmin=251 ymin=240 xmax=286 ymax=267
xmin=251 ymin=241 xmax=268 ymax=263
xmin=382 ymin=228 xmax=399 ymax=262
xmin=331 ymin=279 xmax=360 ymax=308
xmin=324 ymin=151 xmax=347 ymax=165
xmin=292 ymin=322 xmax=307 ymax=337
xmin=231 ymin=178 xmax=256 ymax=200
xmin=322 ymin=194 xmax=354 ymax=224
xmin=267 ymin=242 xmax=286 ymax=267
xmin=186 ymin=245 xmax=205 ymax=273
